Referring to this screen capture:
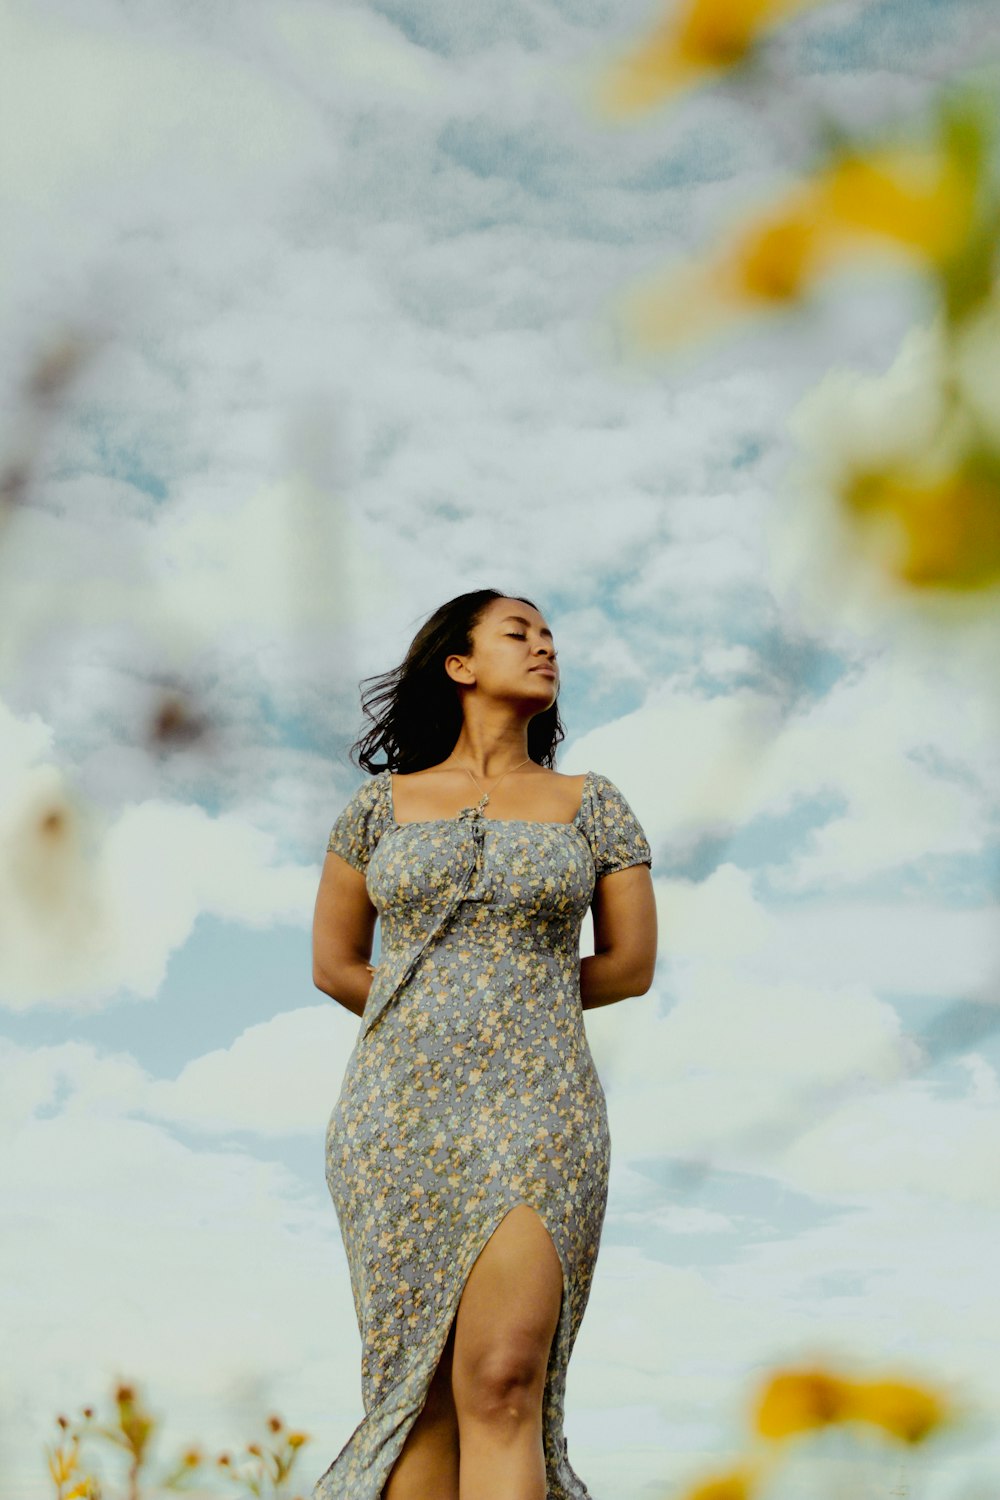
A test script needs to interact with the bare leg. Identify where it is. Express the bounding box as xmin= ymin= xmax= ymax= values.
xmin=381 ymin=1321 xmax=460 ymax=1500
xmin=451 ymin=1204 xmax=564 ymax=1500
